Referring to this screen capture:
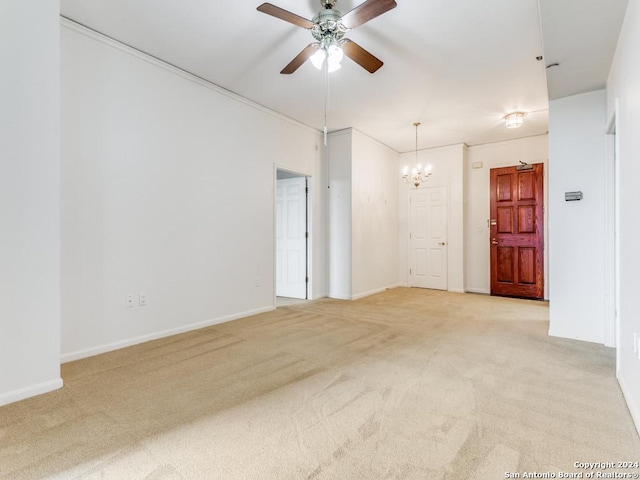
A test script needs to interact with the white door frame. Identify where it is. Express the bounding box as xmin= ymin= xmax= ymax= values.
xmin=274 ymin=165 xmax=312 ymax=304
xmin=605 ymin=100 xmax=620 ymax=356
